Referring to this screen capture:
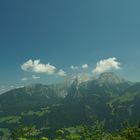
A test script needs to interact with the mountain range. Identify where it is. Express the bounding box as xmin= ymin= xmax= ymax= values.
xmin=0 ymin=72 xmax=140 ymax=136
